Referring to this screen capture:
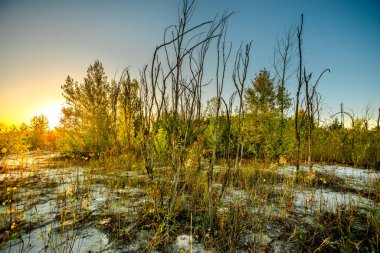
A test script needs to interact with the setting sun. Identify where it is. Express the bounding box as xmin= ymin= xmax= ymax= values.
xmin=35 ymin=103 xmax=62 ymax=129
